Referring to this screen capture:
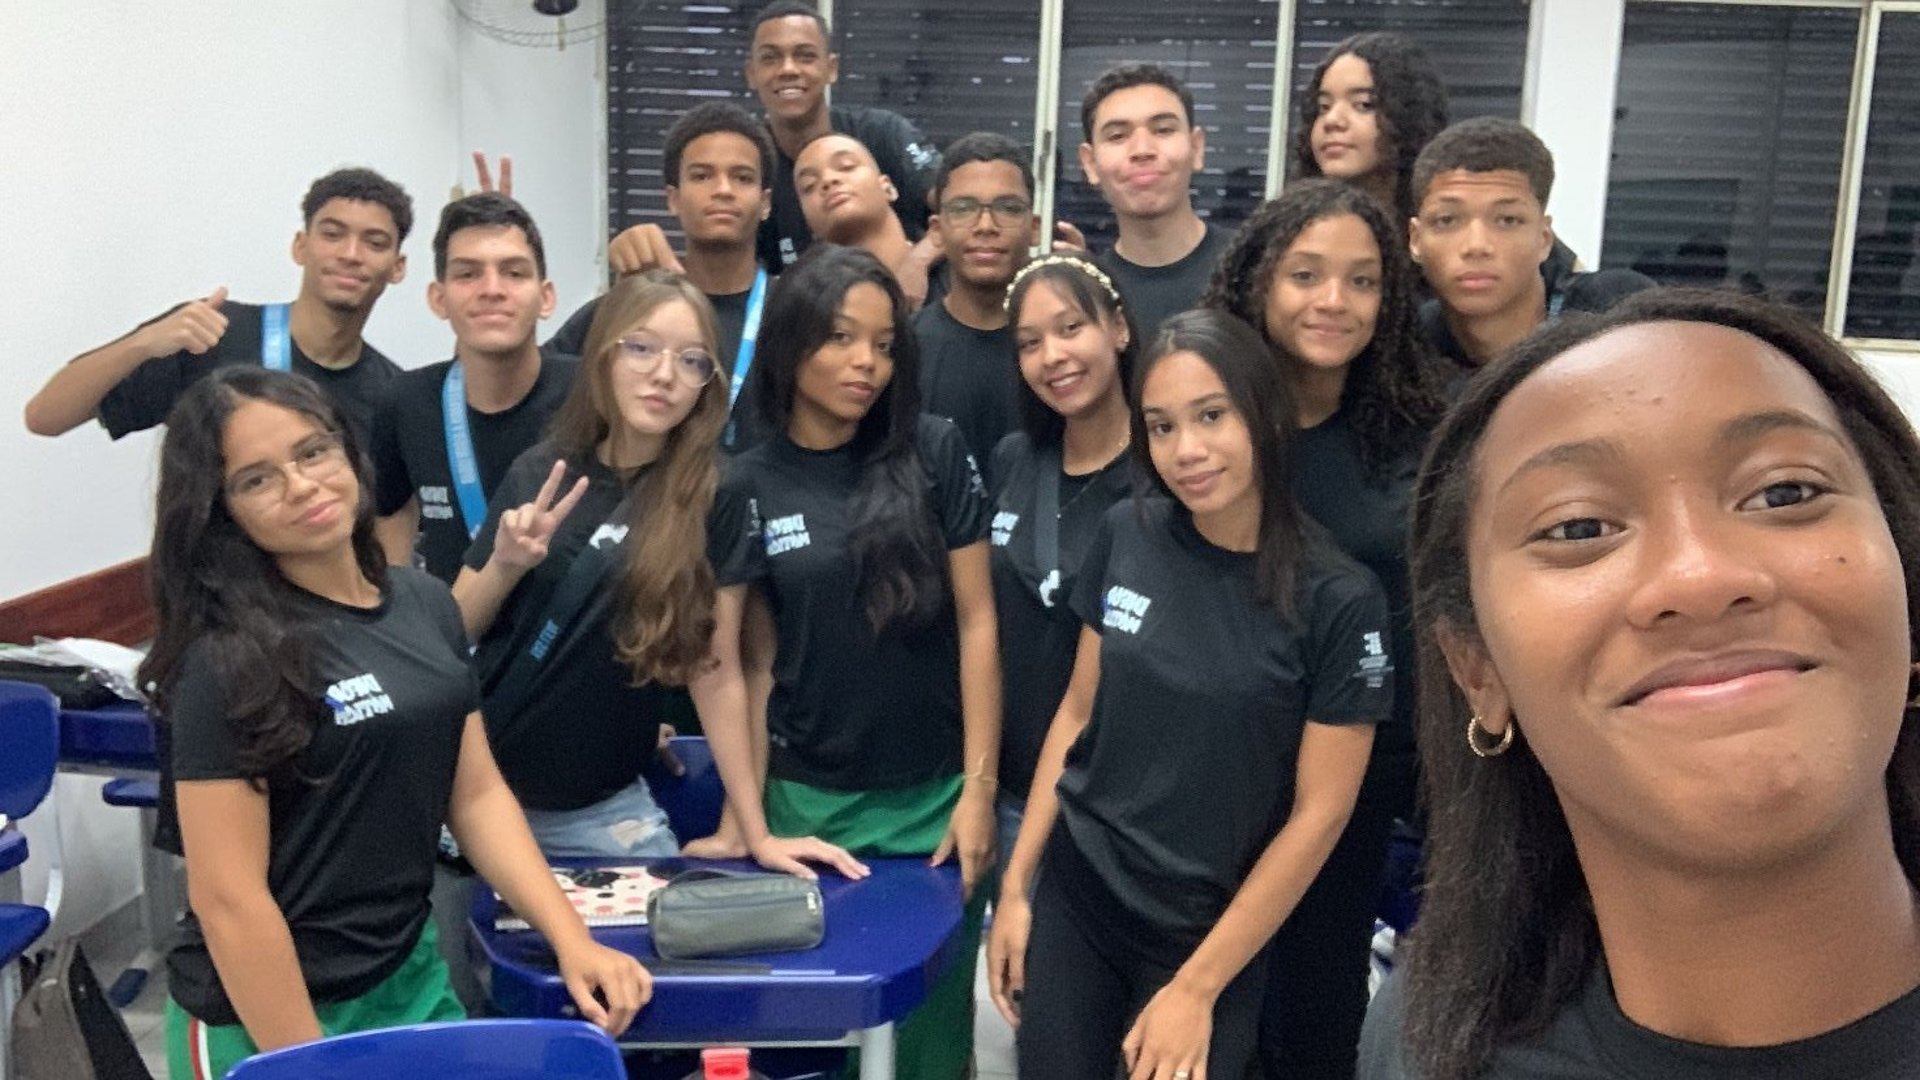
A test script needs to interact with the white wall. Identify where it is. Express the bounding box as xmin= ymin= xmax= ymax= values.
xmin=2 ymin=0 xmax=606 ymax=932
